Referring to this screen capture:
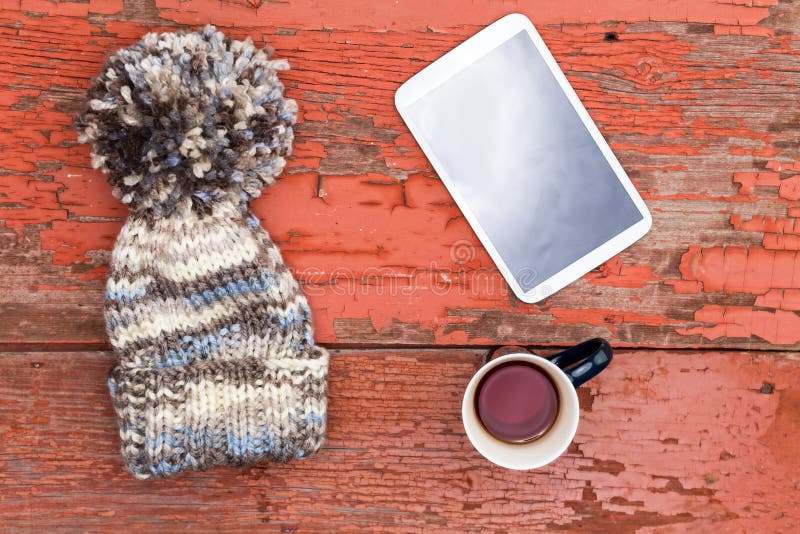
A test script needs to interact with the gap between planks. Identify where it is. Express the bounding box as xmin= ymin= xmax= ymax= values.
xmin=1 ymin=342 xmax=798 ymax=354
